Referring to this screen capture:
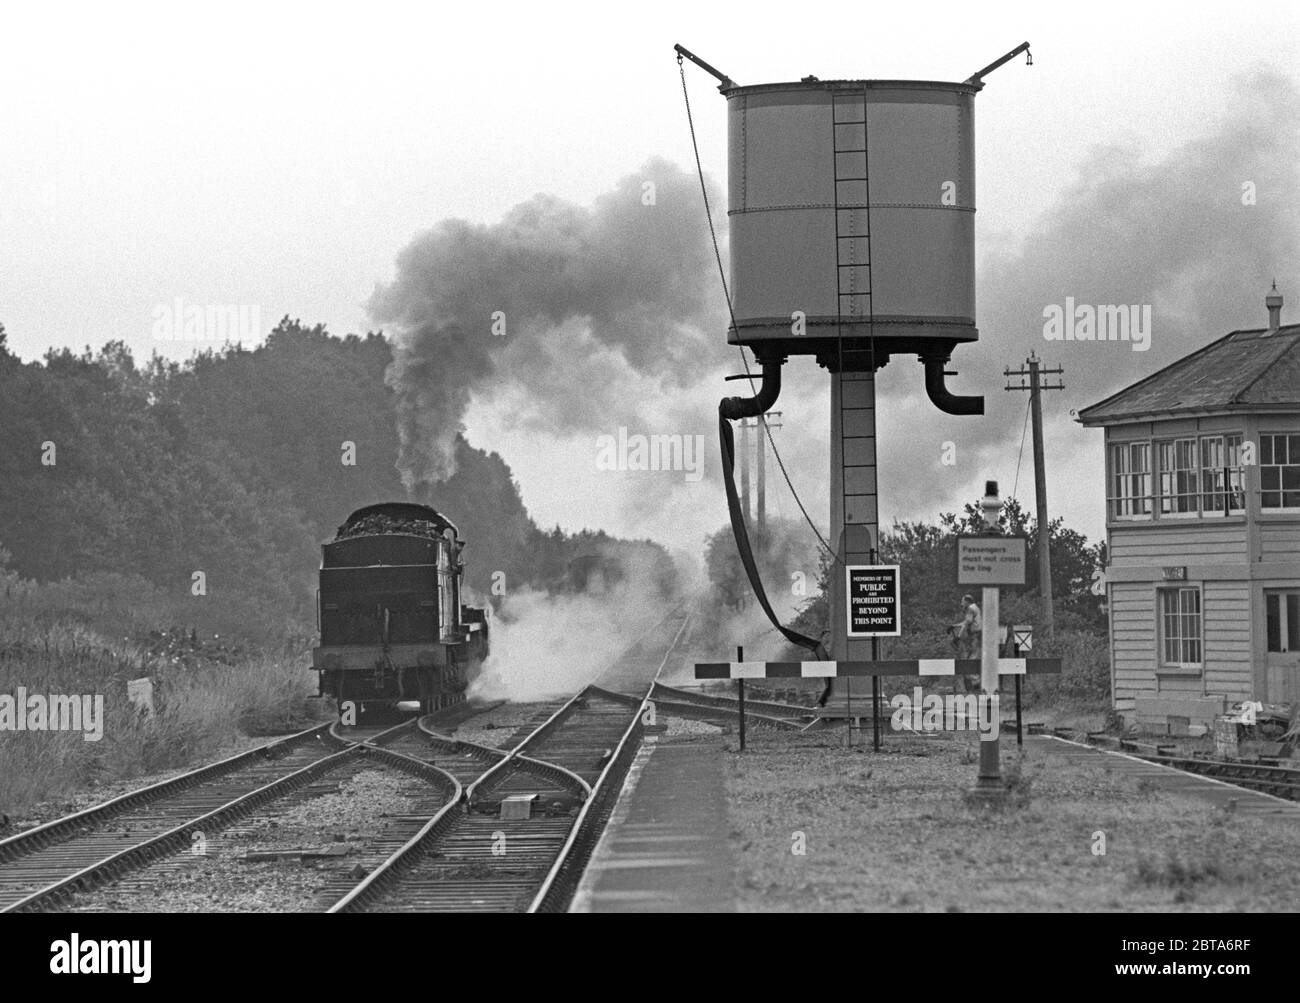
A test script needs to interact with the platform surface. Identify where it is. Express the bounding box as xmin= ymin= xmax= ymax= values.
xmin=570 ymin=733 xmax=736 ymax=913
xmin=573 ymin=729 xmax=1300 ymax=913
